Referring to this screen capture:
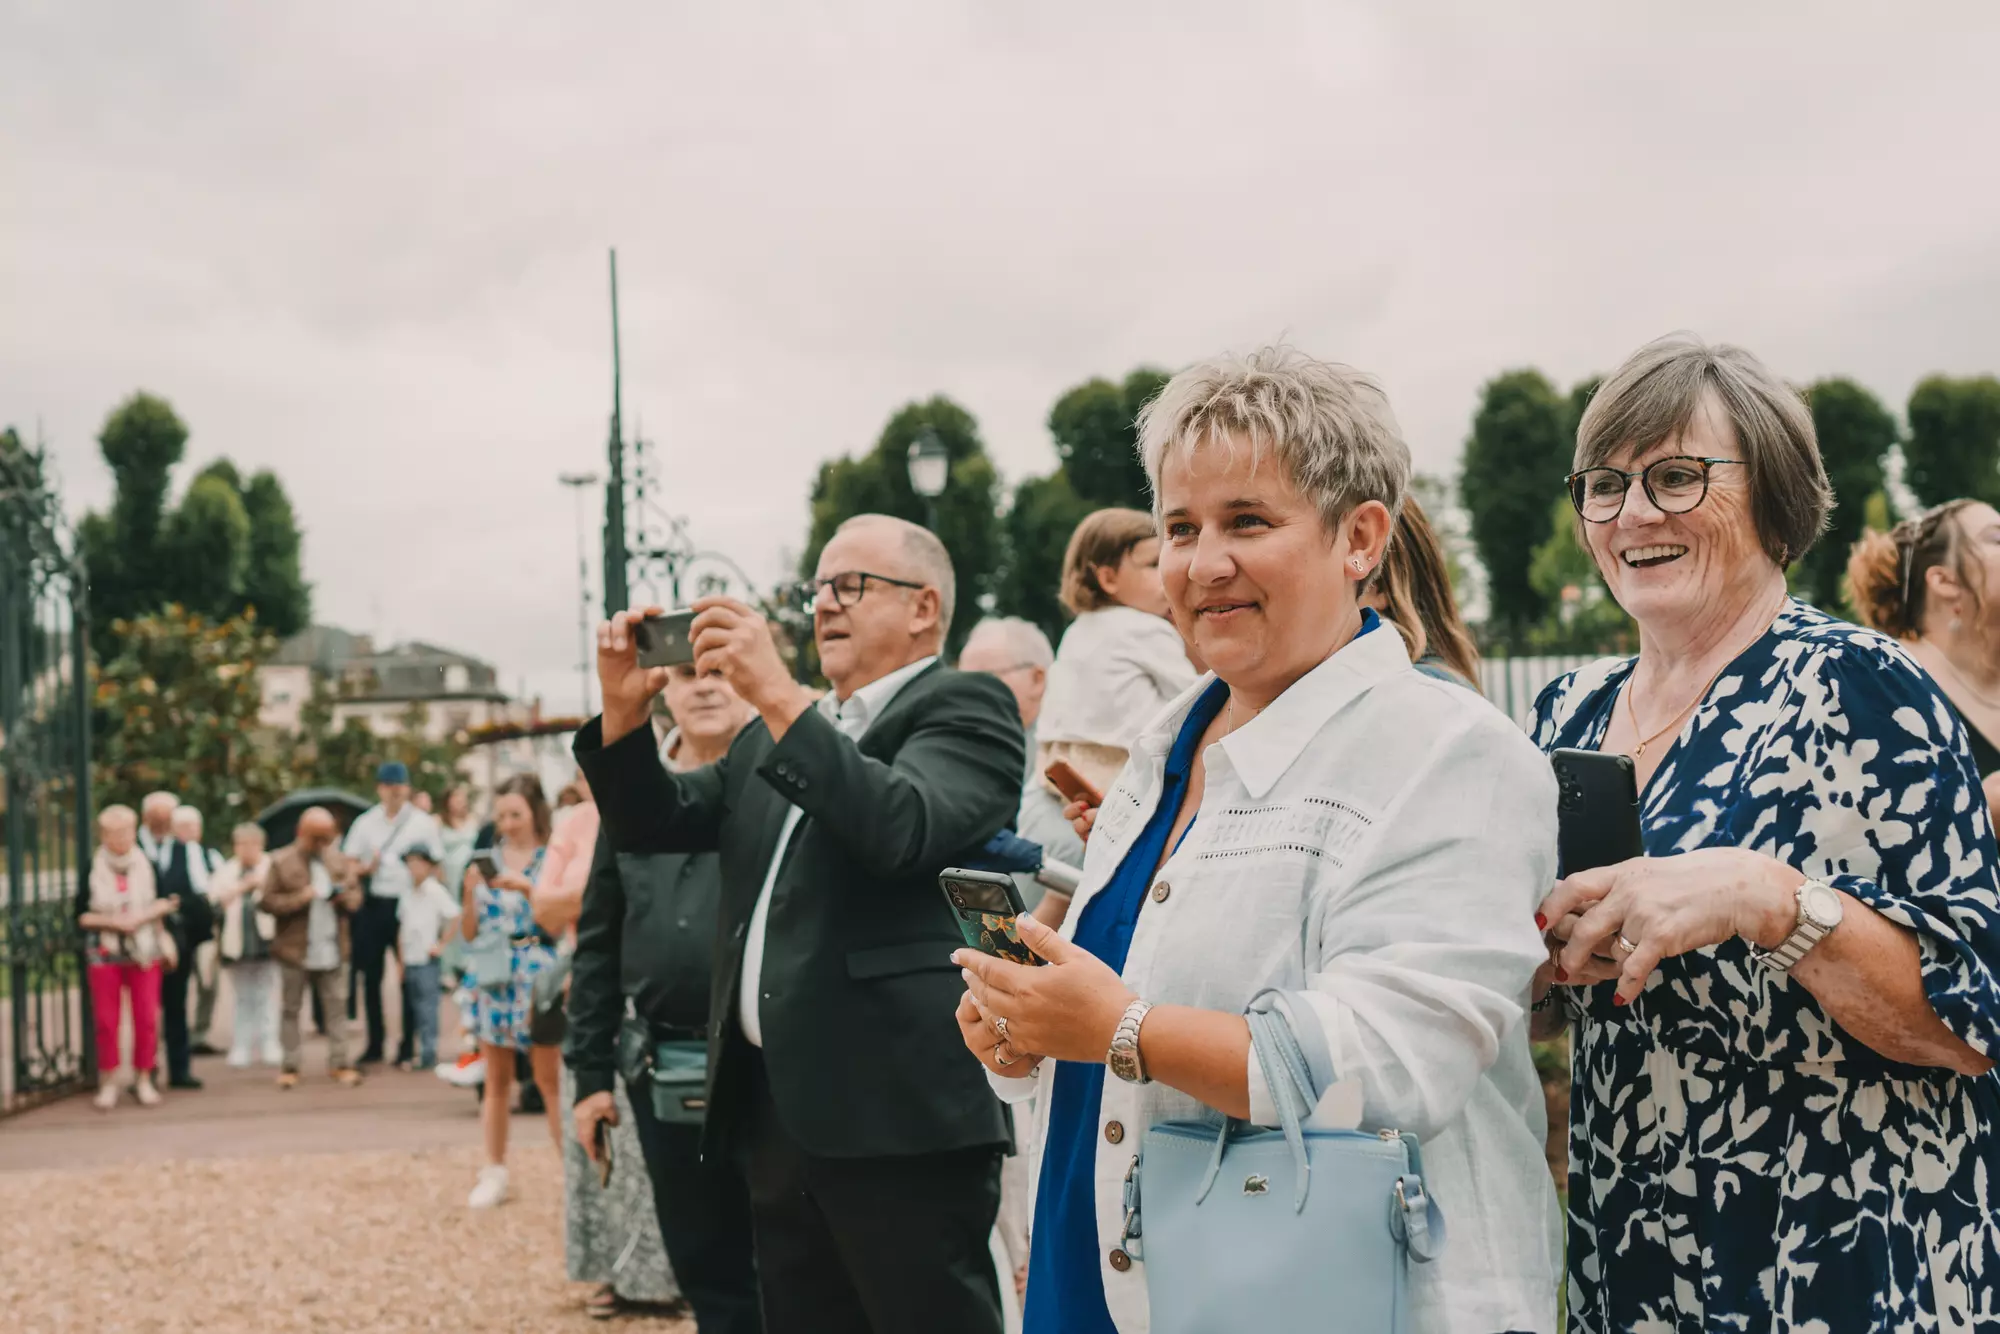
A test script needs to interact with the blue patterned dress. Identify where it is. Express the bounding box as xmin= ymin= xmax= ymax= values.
xmin=461 ymin=845 xmax=556 ymax=1051
xmin=1533 ymin=601 xmax=2000 ymax=1333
